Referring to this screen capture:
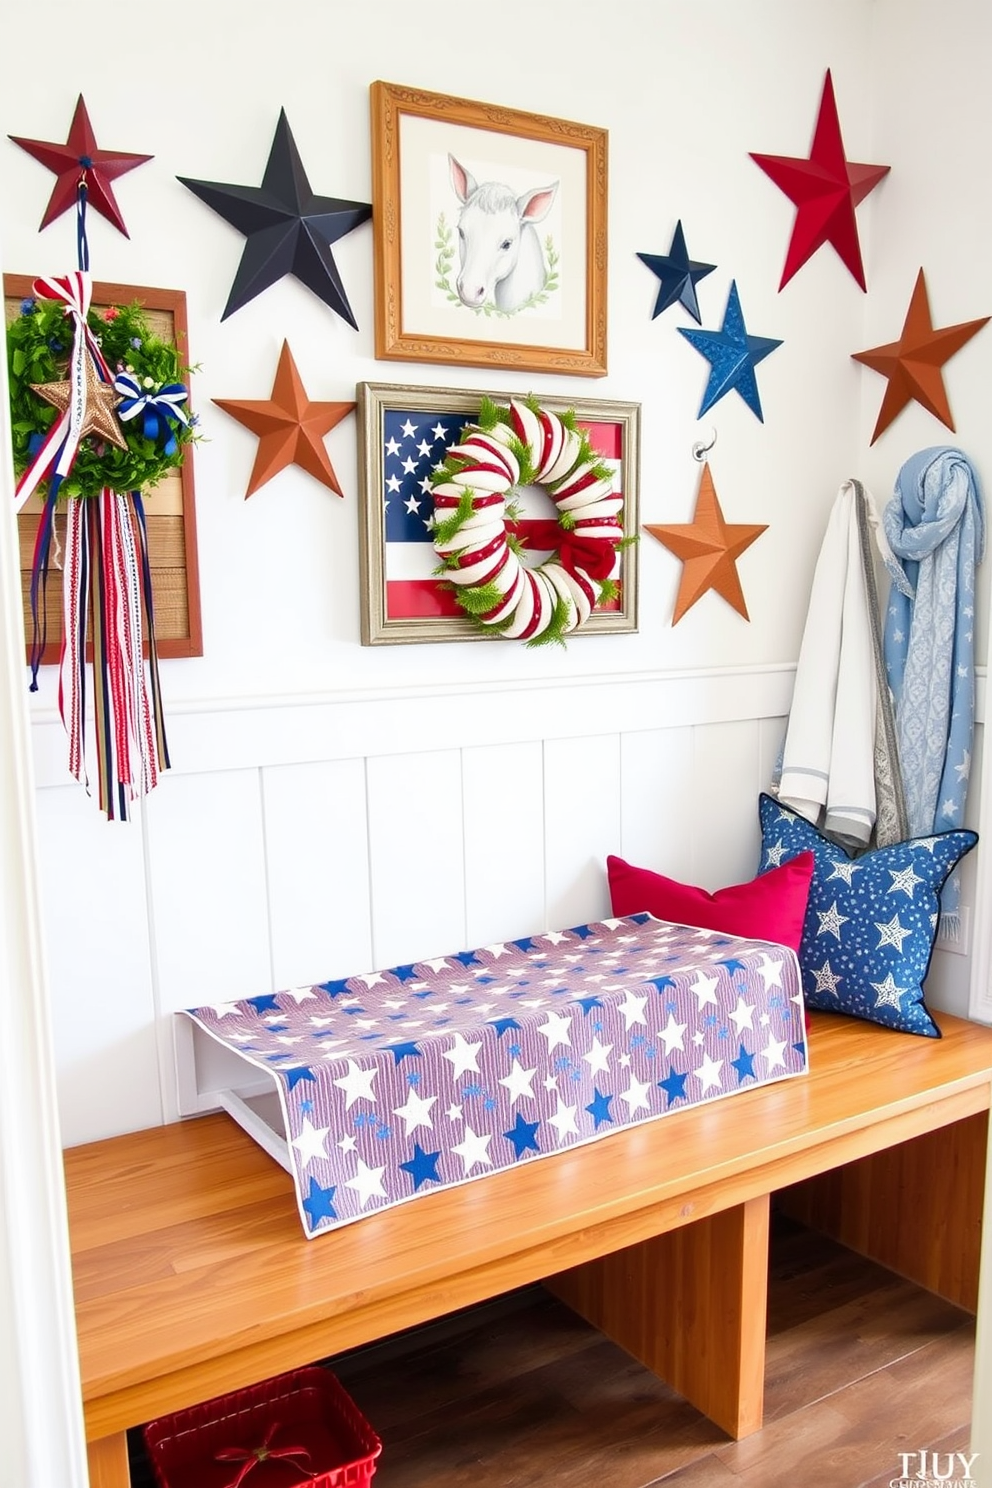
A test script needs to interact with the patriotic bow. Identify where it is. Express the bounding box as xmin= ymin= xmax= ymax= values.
xmin=215 ymin=1423 xmax=316 ymax=1488
xmin=14 ymin=271 xmax=110 ymax=511
xmin=113 ymin=372 xmax=189 ymax=455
